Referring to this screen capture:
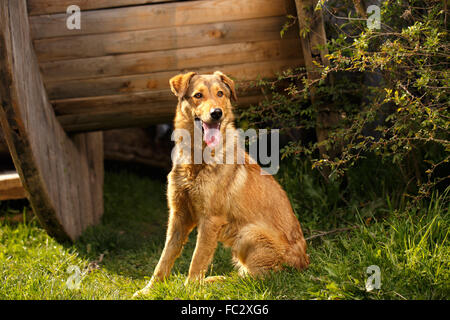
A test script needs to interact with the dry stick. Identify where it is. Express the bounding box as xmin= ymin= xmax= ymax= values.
xmin=444 ymin=0 xmax=448 ymax=27
xmin=305 ymin=225 xmax=360 ymax=241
